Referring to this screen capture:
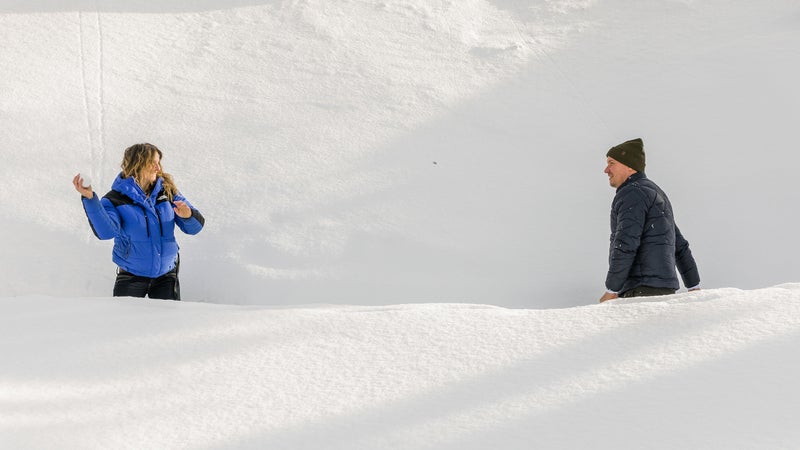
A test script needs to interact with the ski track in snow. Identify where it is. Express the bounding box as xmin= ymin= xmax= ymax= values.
xmin=78 ymin=10 xmax=106 ymax=182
